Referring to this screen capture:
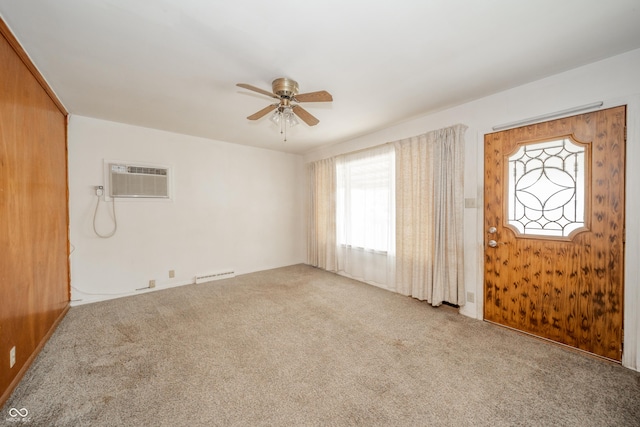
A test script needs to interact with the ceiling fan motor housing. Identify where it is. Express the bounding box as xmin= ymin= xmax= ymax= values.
xmin=272 ymin=78 xmax=299 ymax=98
